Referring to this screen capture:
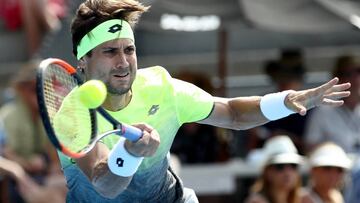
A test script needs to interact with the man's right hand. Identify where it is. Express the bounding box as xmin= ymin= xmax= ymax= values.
xmin=124 ymin=123 xmax=160 ymax=157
